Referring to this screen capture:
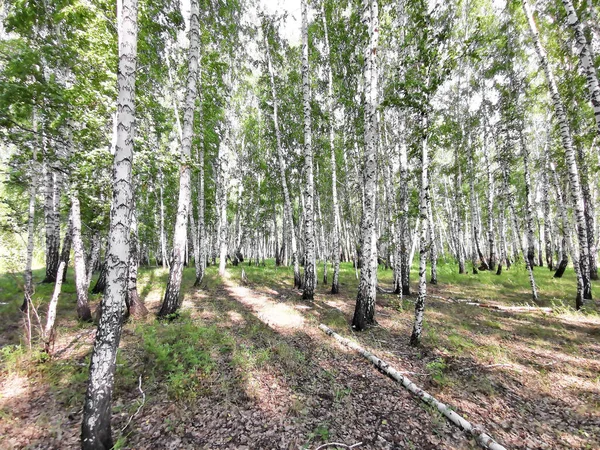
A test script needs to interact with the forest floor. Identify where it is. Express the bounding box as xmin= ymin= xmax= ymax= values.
xmin=1 ymin=260 xmax=599 ymax=449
